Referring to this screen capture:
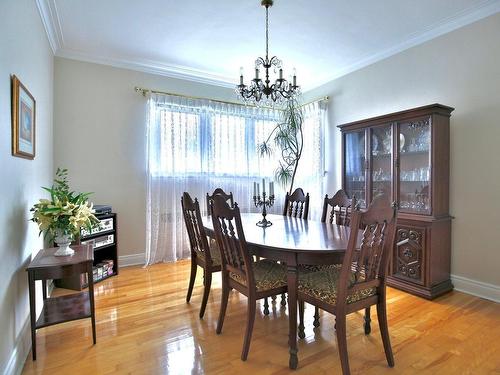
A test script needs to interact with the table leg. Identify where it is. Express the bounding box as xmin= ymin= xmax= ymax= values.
xmin=42 ymin=279 xmax=47 ymax=300
xmin=88 ymin=264 xmax=97 ymax=344
xmin=287 ymin=263 xmax=298 ymax=369
xmin=28 ymin=272 xmax=36 ymax=360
